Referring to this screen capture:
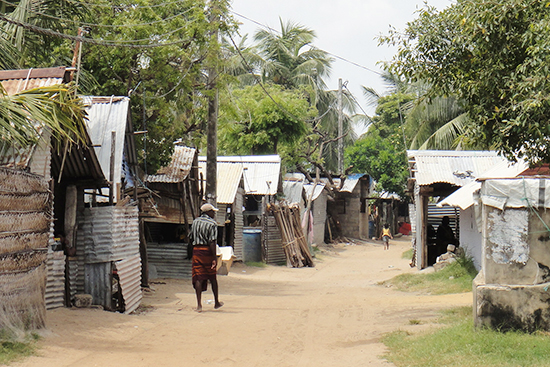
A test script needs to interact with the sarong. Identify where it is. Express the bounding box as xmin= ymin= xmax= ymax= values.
xmin=192 ymin=245 xmax=216 ymax=292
